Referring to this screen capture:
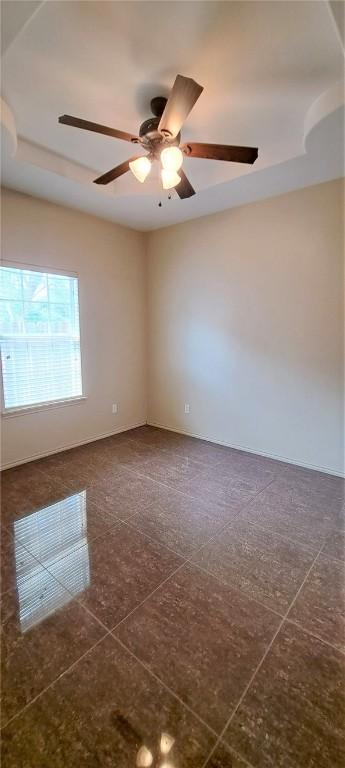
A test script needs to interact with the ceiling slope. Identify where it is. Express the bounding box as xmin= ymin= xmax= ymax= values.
xmin=1 ymin=0 xmax=344 ymax=230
